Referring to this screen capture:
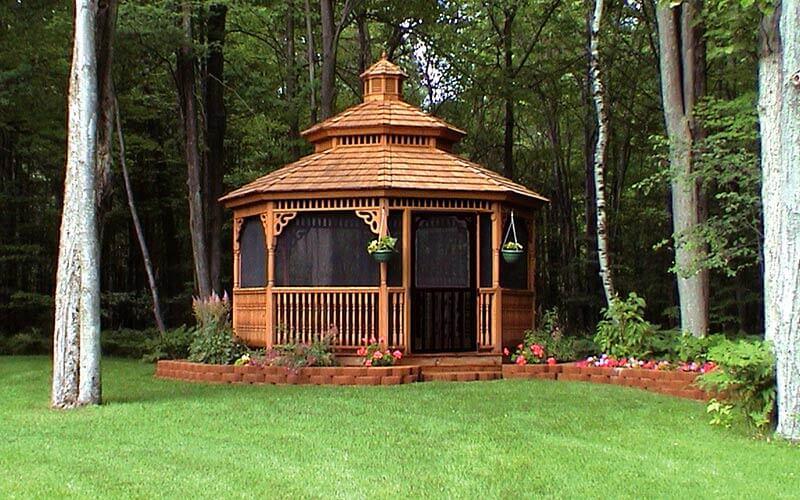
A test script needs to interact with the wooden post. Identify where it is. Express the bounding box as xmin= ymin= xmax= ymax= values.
xmin=232 ymin=216 xmax=242 ymax=340
xmin=474 ymin=214 xmax=481 ymax=349
xmin=264 ymin=202 xmax=275 ymax=348
xmin=402 ymin=207 xmax=411 ymax=352
xmin=378 ymin=198 xmax=389 ymax=347
xmin=491 ymin=202 xmax=503 ymax=354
